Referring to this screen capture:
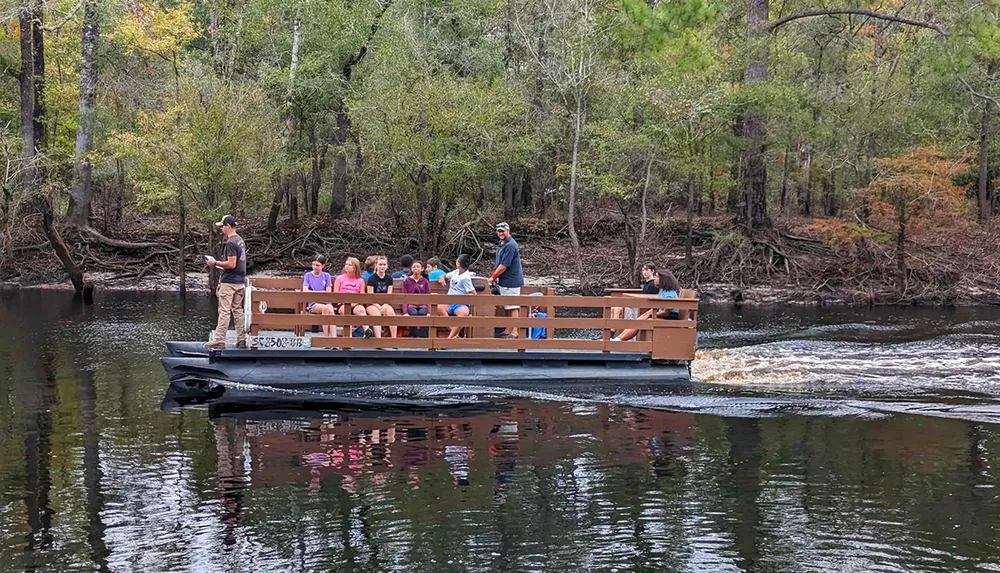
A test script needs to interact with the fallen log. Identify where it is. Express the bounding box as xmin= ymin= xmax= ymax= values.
xmin=81 ymin=225 xmax=164 ymax=249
